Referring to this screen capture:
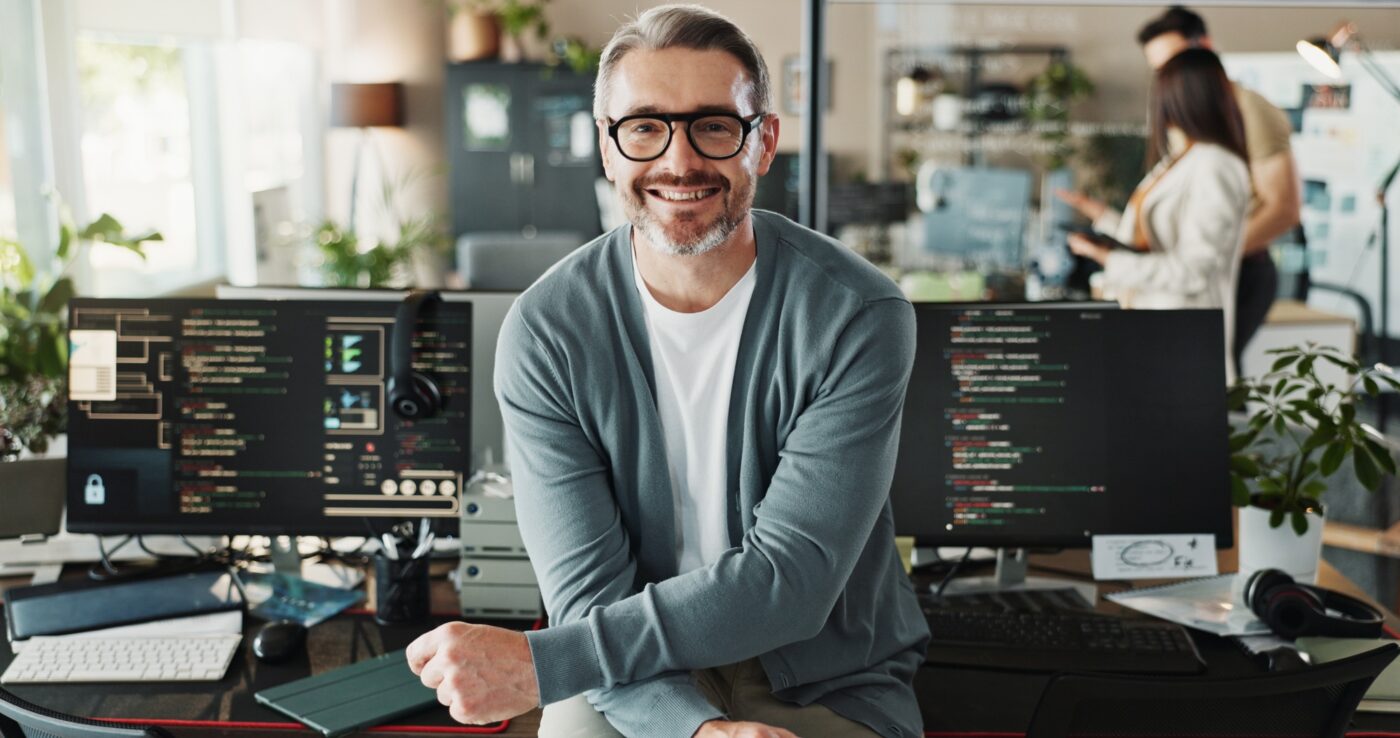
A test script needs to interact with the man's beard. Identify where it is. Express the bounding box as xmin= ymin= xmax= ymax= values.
xmin=621 ymin=170 xmax=753 ymax=257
